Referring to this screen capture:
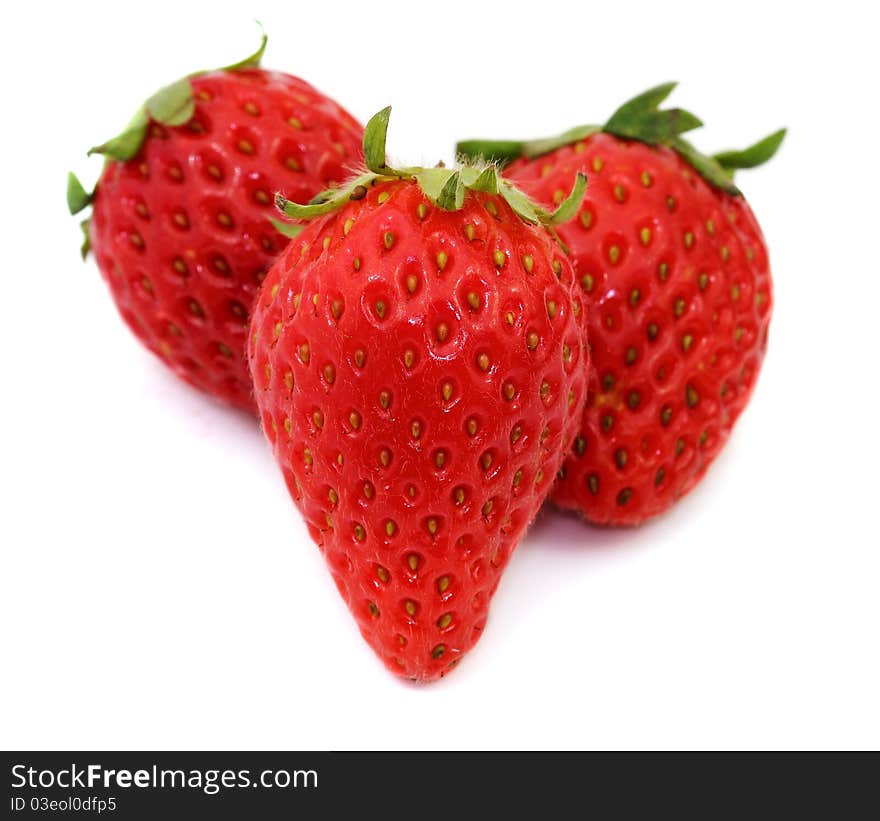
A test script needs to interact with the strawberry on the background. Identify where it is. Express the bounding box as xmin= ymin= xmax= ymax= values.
xmin=67 ymin=33 xmax=363 ymax=411
xmin=251 ymin=109 xmax=588 ymax=680
xmin=458 ymin=85 xmax=784 ymax=525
